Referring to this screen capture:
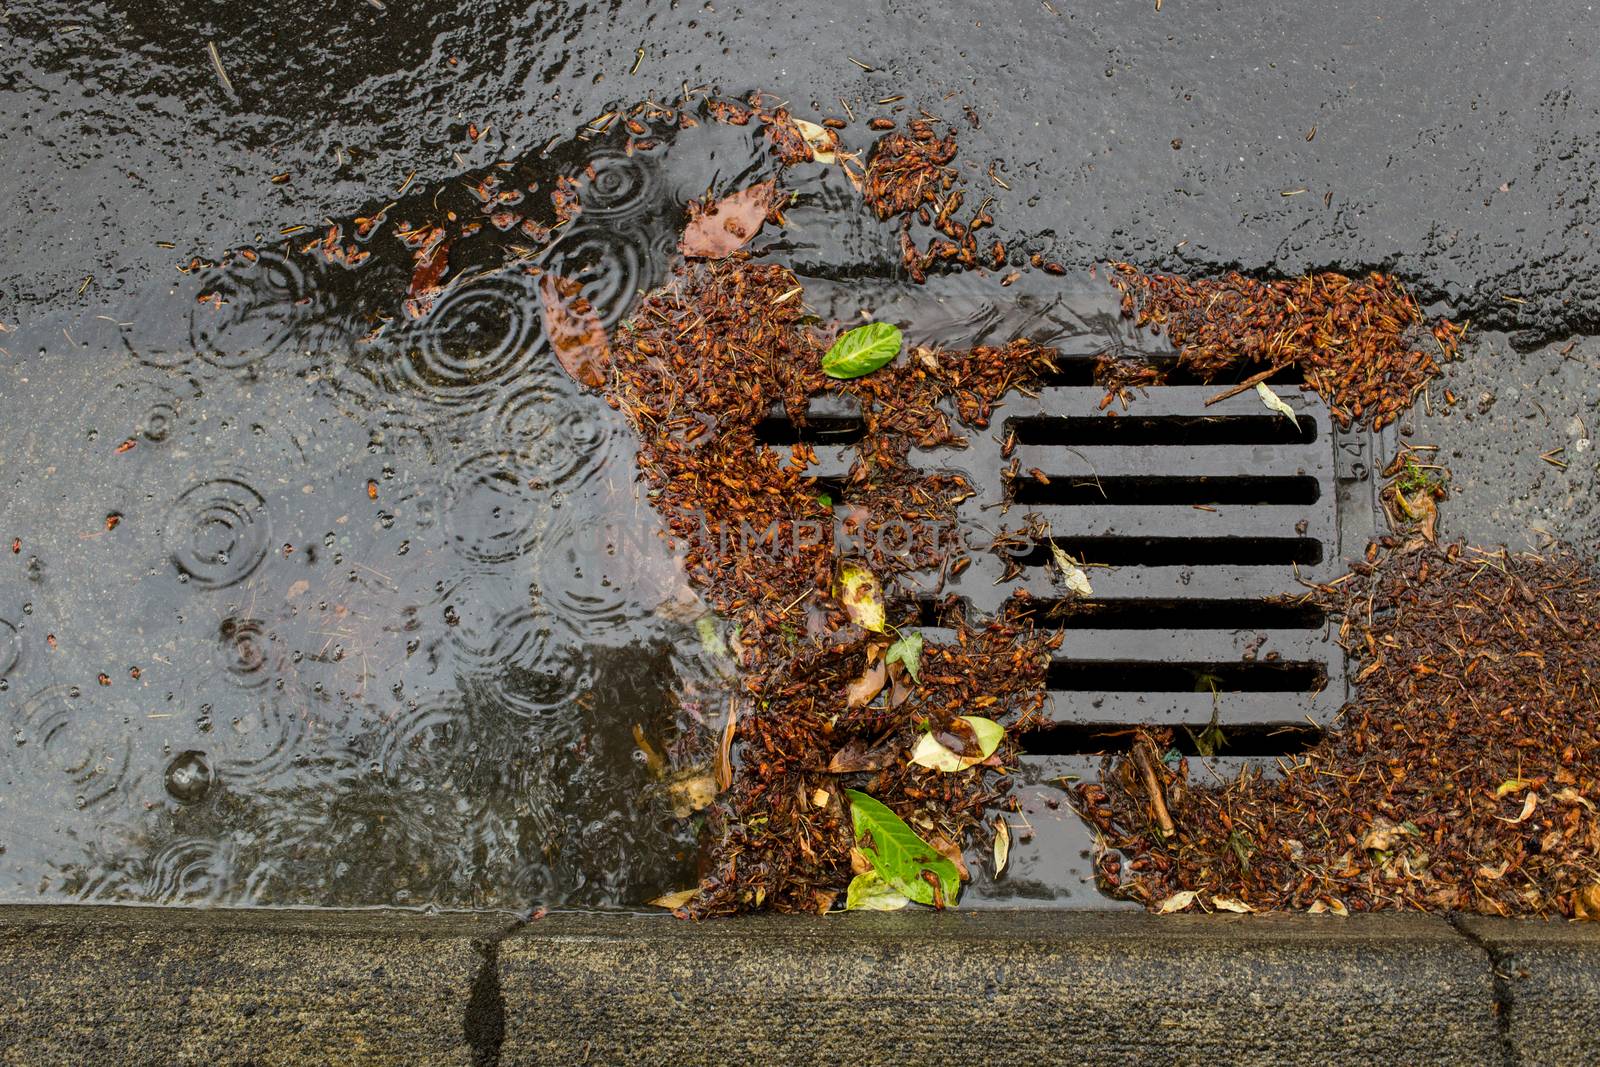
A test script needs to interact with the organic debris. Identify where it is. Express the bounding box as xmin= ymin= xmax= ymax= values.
xmin=1106 ymin=265 xmax=1465 ymax=429
xmin=864 ymin=118 xmax=1002 ymax=283
xmin=1076 ymin=544 xmax=1600 ymax=918
xmin=607 ymin=246 xmax=1059 ymax=913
